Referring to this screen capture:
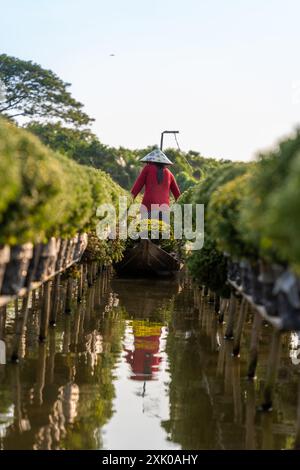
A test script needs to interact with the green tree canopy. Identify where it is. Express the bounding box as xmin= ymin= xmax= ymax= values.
xmin=0 ymin=54 xmax=93 ymax=127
